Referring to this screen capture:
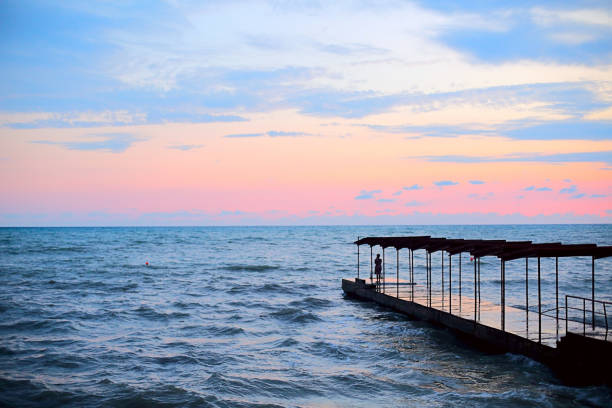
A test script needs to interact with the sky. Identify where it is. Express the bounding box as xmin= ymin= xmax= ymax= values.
xmin=0 ymin=0 xmax=611 ymax=226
